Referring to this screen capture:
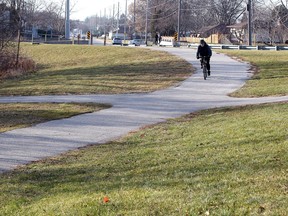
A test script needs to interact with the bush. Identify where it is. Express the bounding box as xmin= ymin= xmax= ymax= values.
xmin=0 ymin=49 xmax=35 ymax=79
